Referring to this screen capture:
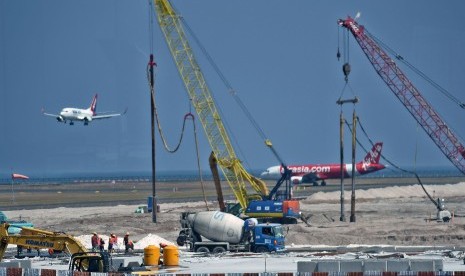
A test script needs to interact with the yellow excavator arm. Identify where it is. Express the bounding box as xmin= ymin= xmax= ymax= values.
xmin=153 ymin=0 xmax=268 ymax=209
xmin=0 ymin=223 xmax=87 ymax=261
